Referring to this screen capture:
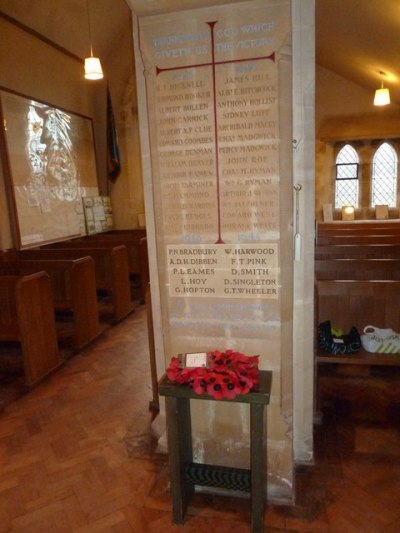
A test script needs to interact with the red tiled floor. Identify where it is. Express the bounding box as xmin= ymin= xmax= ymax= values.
xmin=0 ymin=308 xmax=399 ymax=531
